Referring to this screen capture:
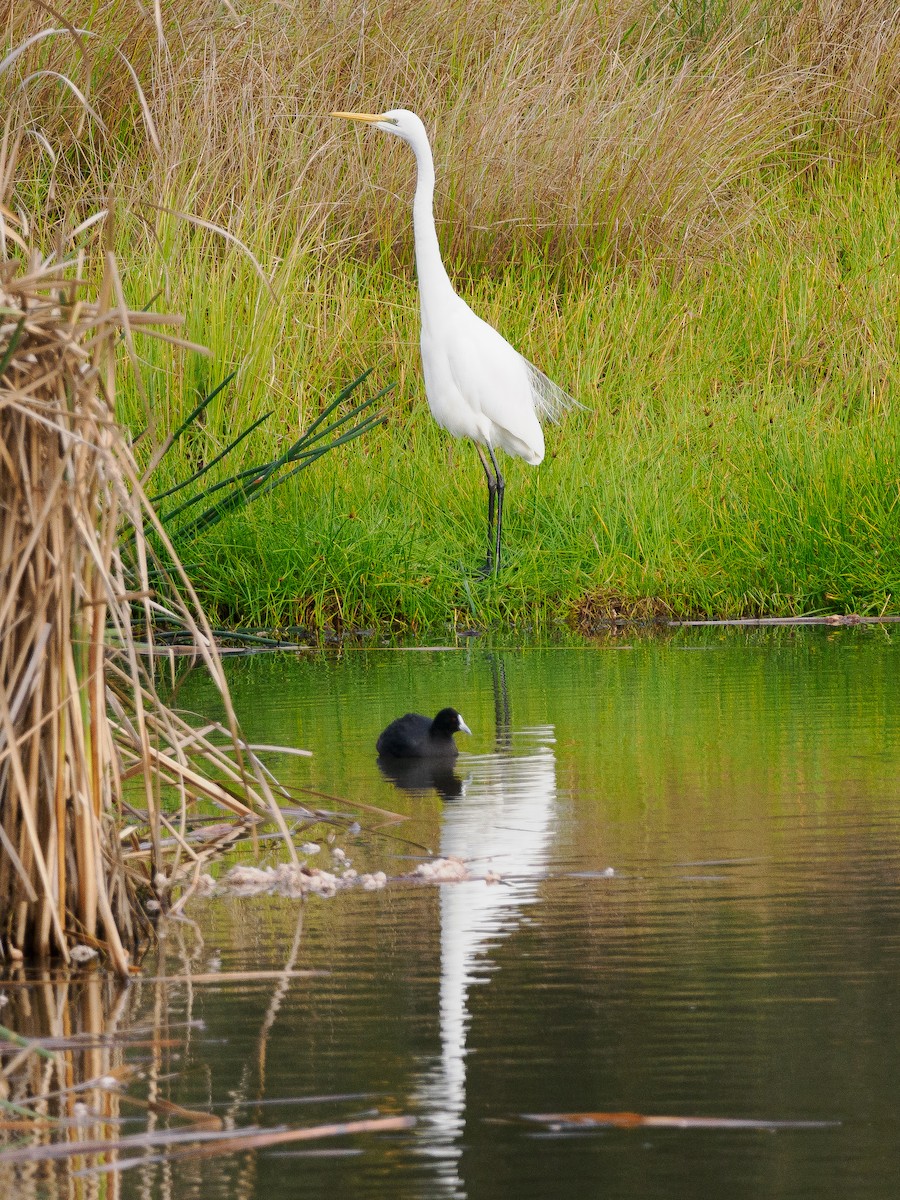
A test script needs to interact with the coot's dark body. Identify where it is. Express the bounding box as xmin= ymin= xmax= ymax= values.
xmin=376 ymin=707 xmax=471 ymax=758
